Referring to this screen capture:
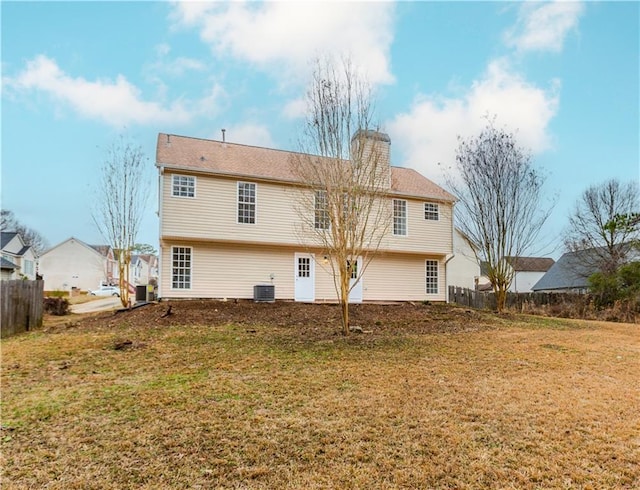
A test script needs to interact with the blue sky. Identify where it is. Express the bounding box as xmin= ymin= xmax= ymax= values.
xmin=2 ymin=1 xmax=638 ymax=258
